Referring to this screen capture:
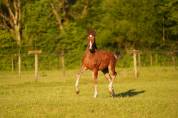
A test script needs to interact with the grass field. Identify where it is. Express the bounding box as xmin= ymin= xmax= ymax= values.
xmin=0 ymin=67 xmax=178 ymax=118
